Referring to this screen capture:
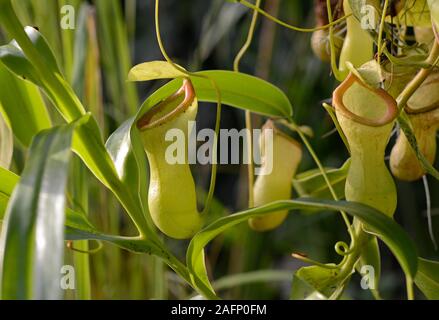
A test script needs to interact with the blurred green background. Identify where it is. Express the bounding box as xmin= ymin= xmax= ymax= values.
xmin=0 ymin=0 xmax=437 ymax=299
